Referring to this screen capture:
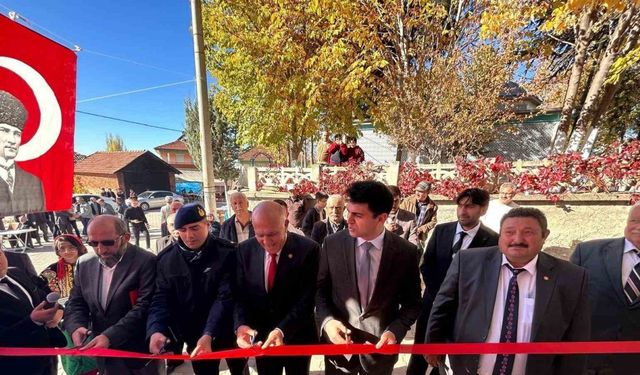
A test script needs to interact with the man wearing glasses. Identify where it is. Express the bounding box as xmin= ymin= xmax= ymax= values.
xmin=311 ymin=194 xmax=348 ymax=245
xmin=64 ymin=215 xmax=158 ymax=375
